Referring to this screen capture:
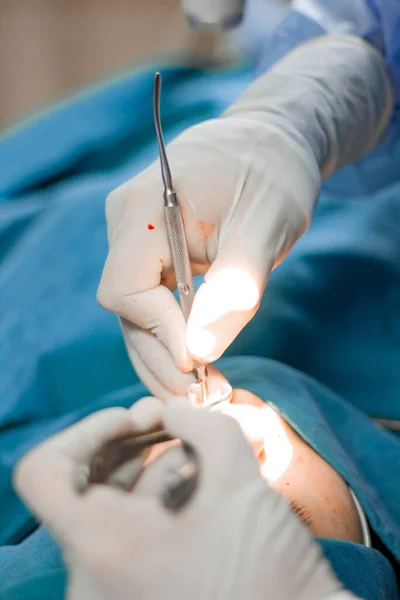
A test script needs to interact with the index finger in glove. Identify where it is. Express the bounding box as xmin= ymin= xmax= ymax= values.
xmin=99 ymin=265 xmax=192 ymax=373
xmin=13 ymin=398 xmax=163 ymax=529
xmin=121 ymin=319 xmax=196 ymax=399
